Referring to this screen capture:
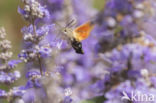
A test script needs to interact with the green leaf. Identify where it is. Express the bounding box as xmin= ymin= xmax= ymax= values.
xmin=80 ymin=96 xmax=106 ymax=103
